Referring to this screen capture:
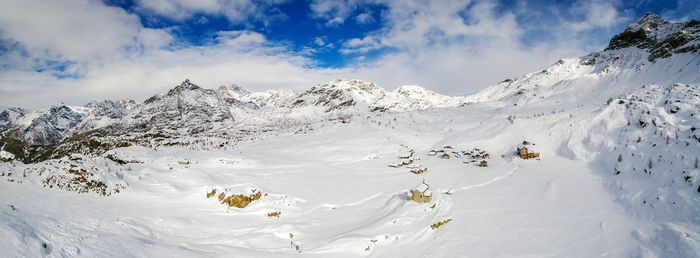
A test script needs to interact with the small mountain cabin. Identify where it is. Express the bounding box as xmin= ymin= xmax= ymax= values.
xmin=517 ymin=147 xmax=540 ymax=159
